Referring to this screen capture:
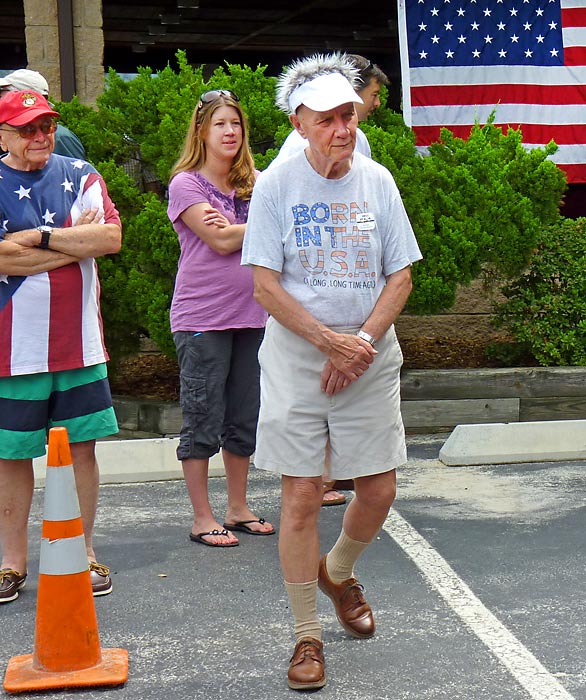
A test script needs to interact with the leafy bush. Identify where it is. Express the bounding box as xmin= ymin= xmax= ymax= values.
xmin=491 ymin=217 xmax=586 ymax=366
xmin=53 ymin=52 xmax=570 ymax=368
xmin=91 ymin=161 xmax=148 ymax=366
xmin=124 ymin=196 xmax=180 ymax=357
xmin=367 ymin=117 xmax=566 ymax=312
